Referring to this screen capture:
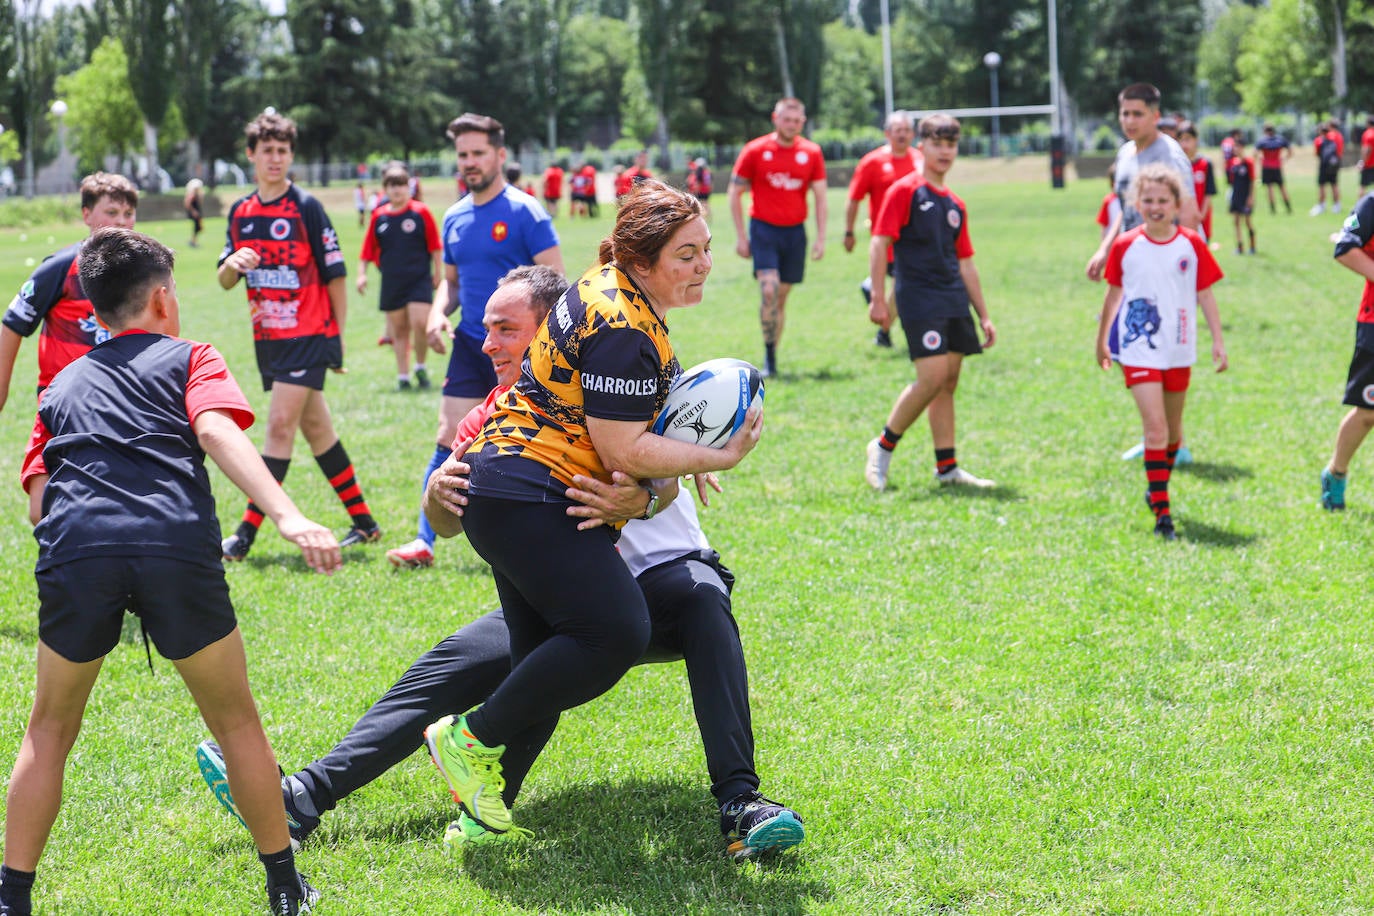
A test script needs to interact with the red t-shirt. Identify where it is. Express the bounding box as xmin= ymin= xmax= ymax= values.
xmin=1096 ymin=192 xmax=1117 ymax=228
xmin=1361 ymin=128 xmax=1374 ymax=169
xmin=451 ymin=386 xmax=507 ymax=450
xmin=732 ymin=134 xmax=826 ymax=227
xmin=848 ymin=145 xmax=924 ymax=226
xmin=543 ymin=166 xmax=564 ymax=199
